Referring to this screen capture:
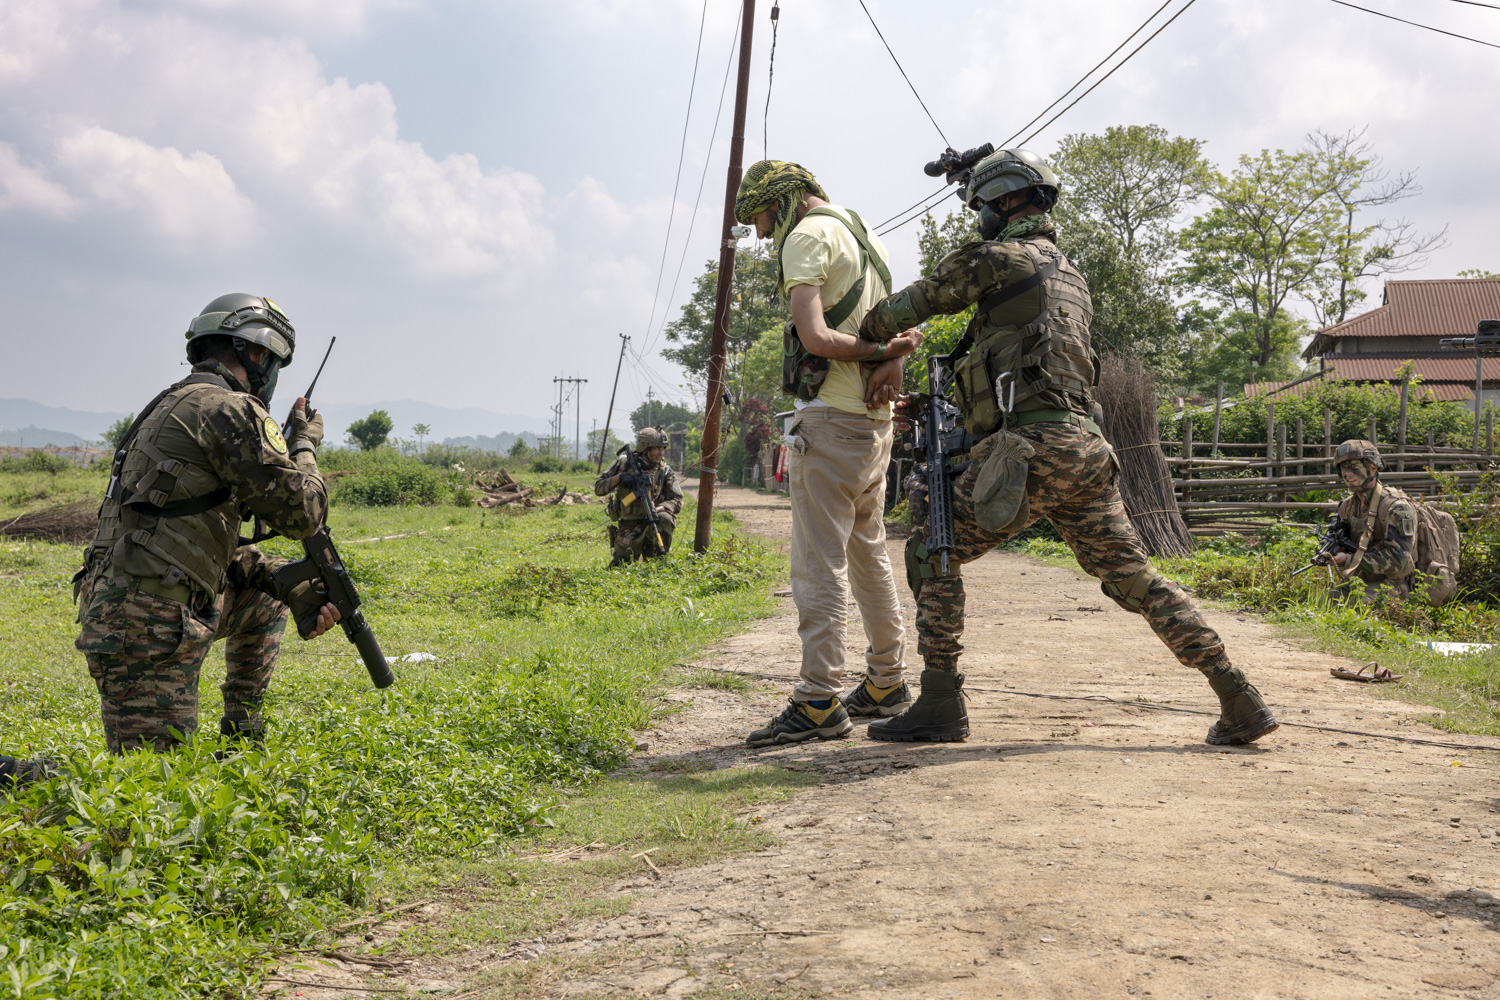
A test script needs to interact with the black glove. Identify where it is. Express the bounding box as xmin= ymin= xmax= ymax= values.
xmin=285 ymin=406 xmax=324 ymax=456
